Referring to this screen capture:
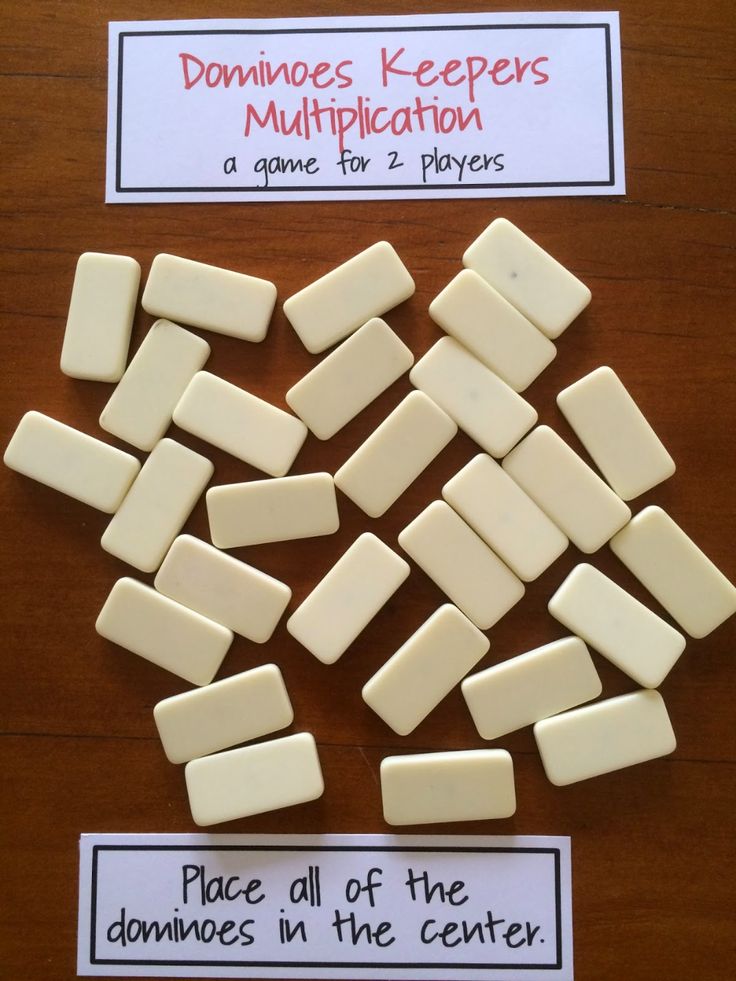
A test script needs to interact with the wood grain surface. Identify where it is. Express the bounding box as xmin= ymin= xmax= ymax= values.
xmin=1 ymin=2 xmax=735 ymax=978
